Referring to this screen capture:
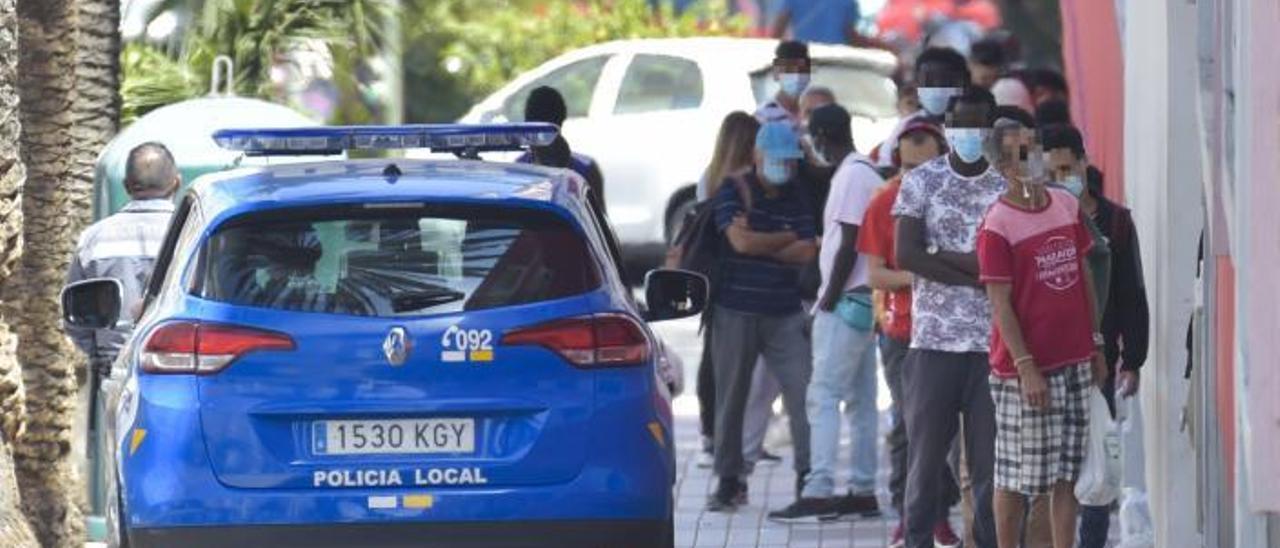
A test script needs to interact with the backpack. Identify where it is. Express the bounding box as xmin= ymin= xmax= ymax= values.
xmin=665 ymin=176 xmax=753 ymax=293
